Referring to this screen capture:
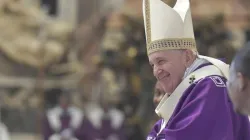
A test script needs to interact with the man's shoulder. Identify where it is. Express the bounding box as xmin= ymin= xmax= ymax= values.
xmin=194 ymin=75 xmax=227 ymax=88
xmin=183 ymin=75 xmax=228 ymax=102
